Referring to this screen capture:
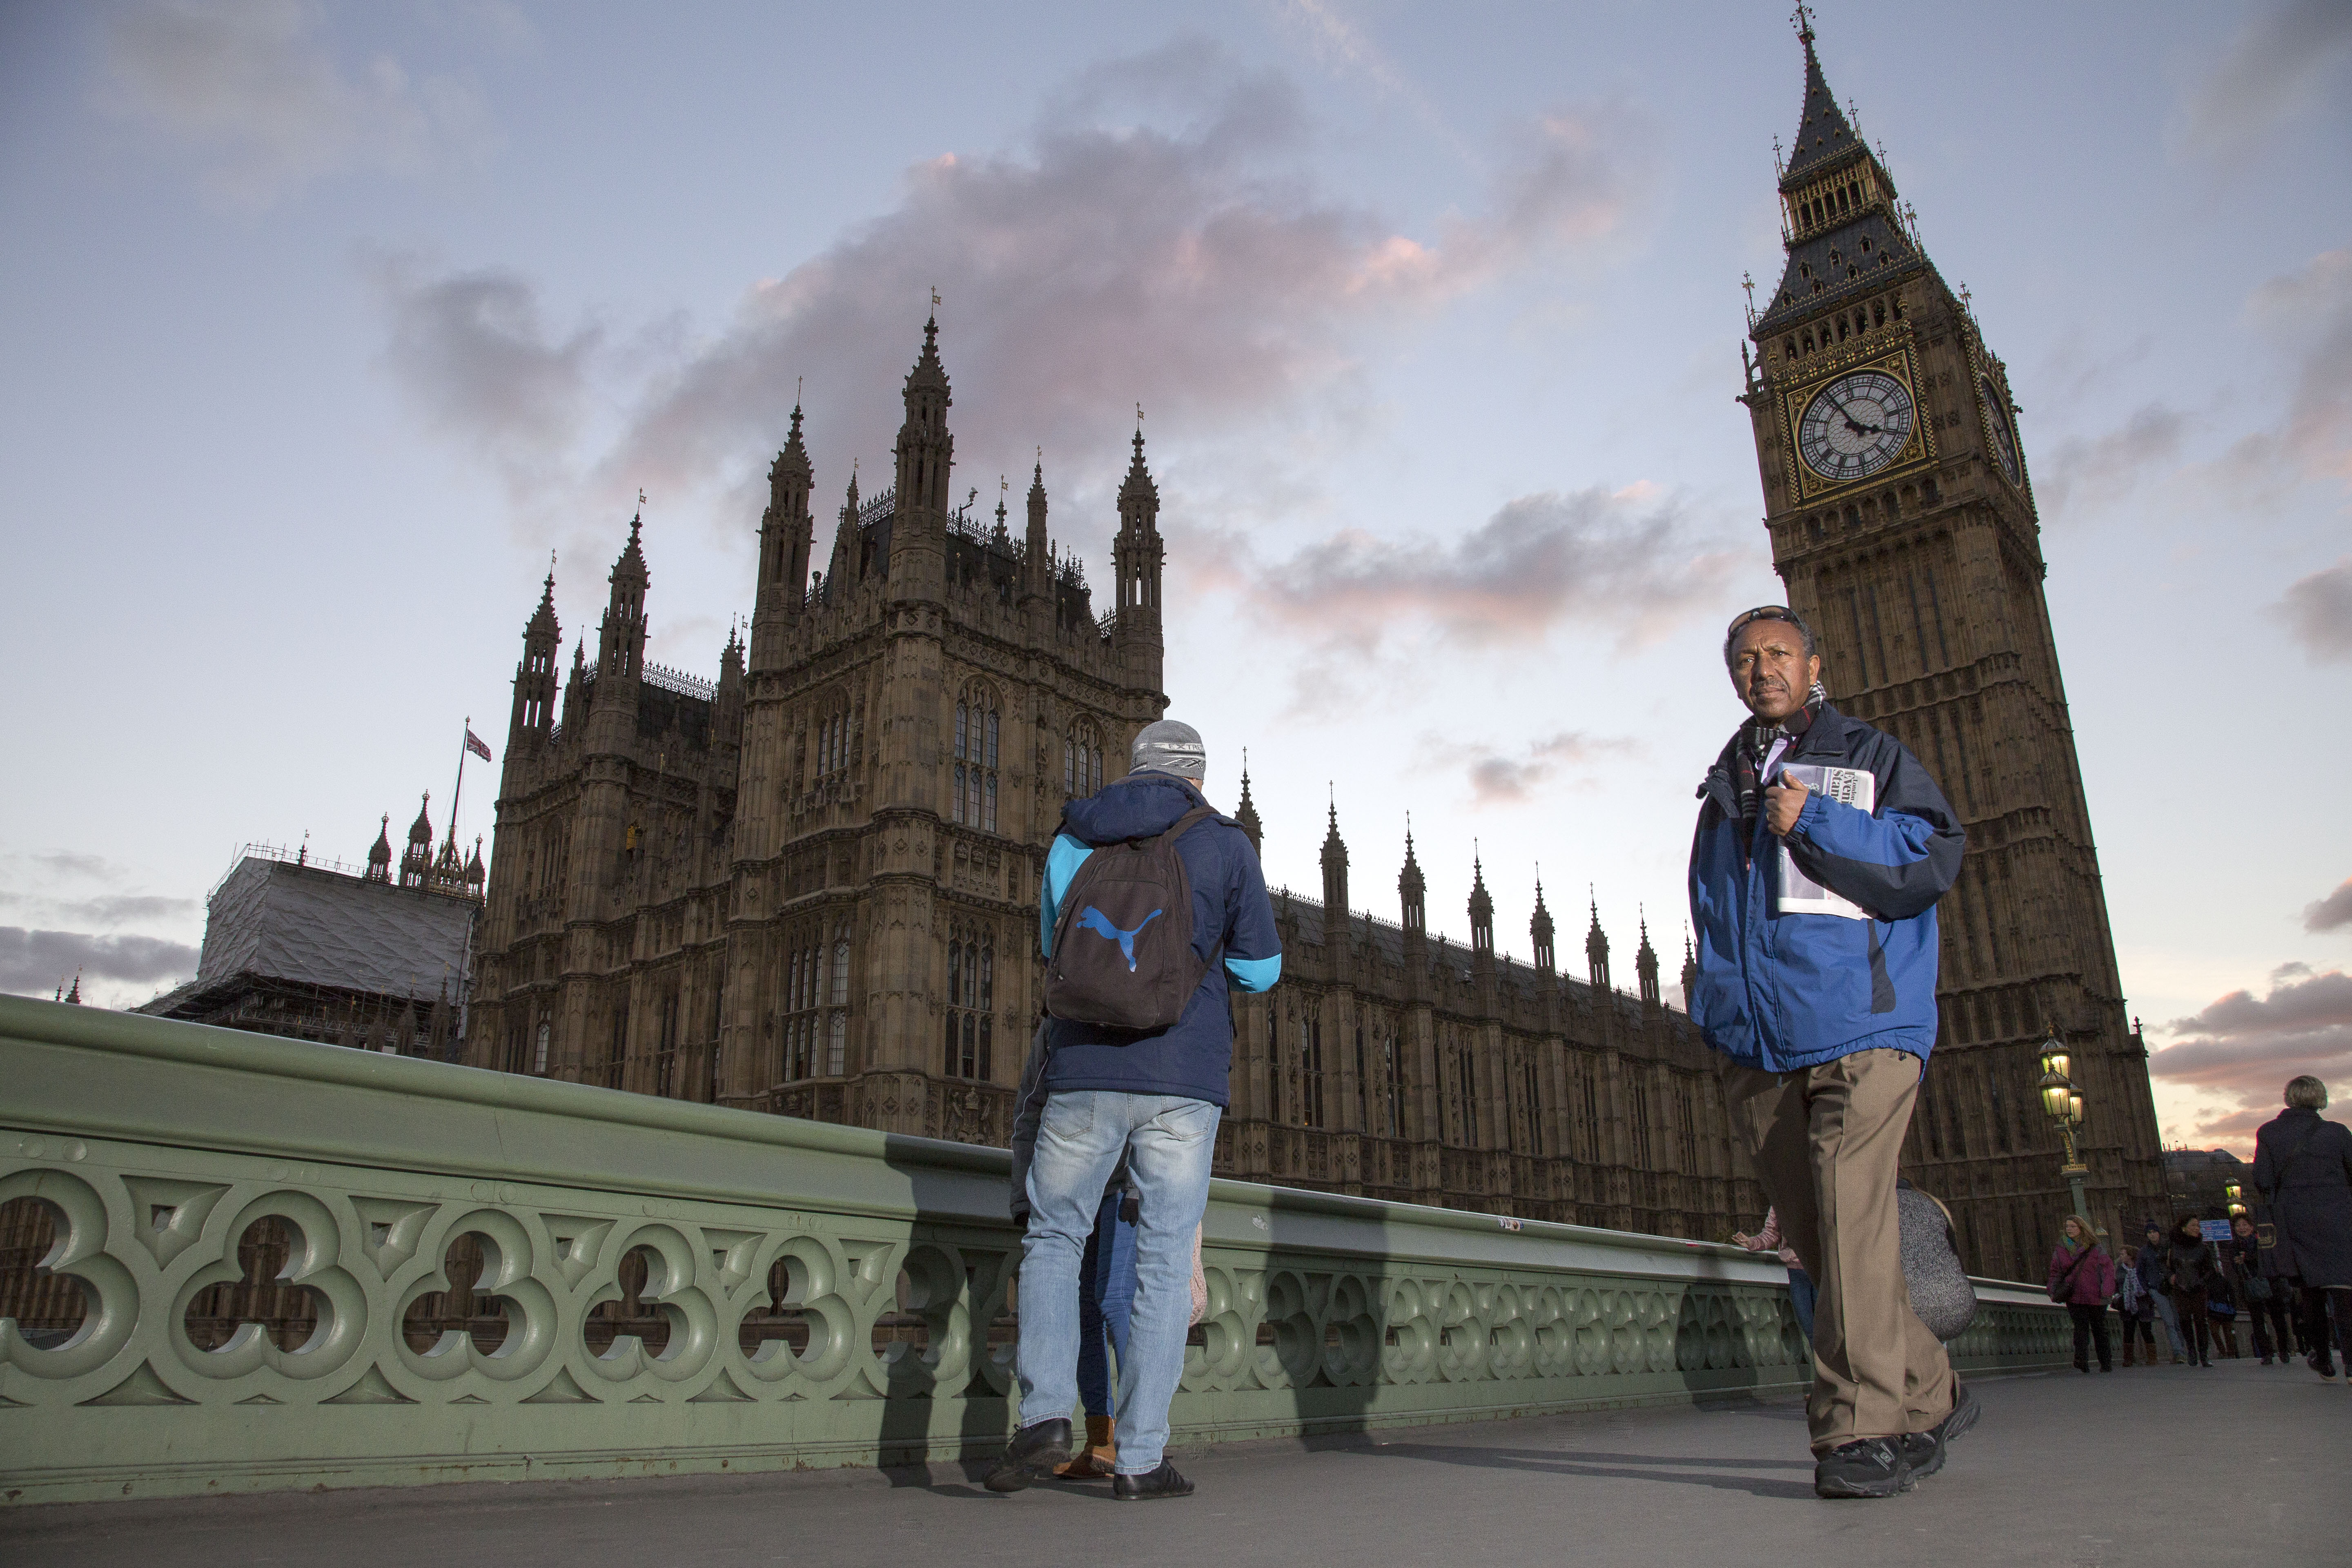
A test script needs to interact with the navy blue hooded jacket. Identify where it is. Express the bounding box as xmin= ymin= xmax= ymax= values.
xmin=1686 ymin=703 xmax=1964 ymax=1073
xmin=1039 ymin=770 xmax=1281 ymax=1107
